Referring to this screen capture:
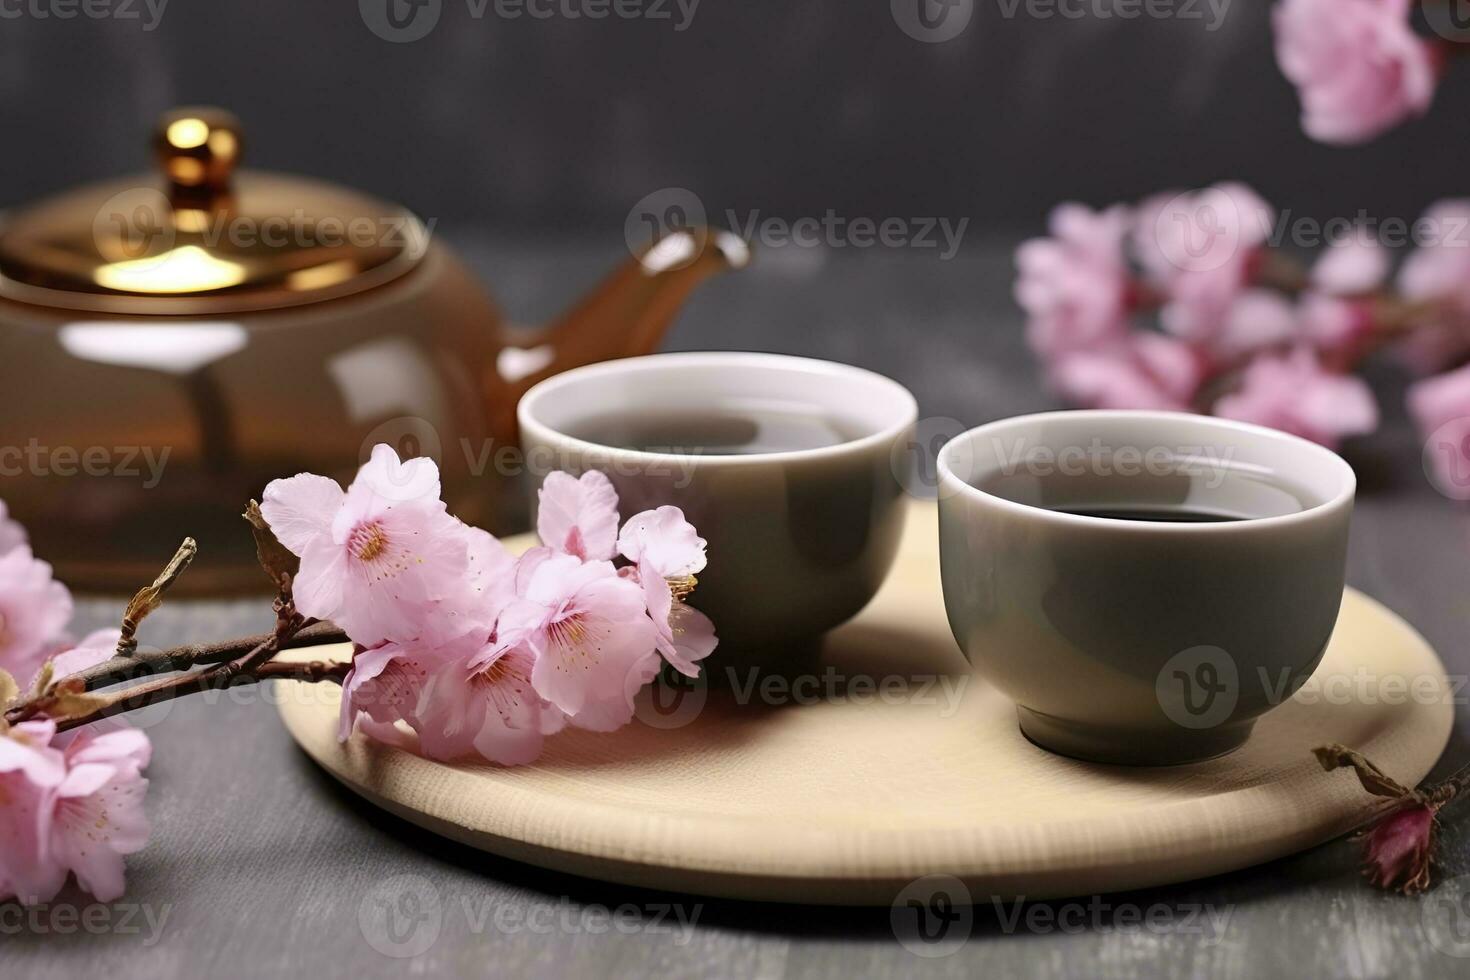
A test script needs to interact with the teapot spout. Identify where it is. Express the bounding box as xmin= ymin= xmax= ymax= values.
xmin=506 ymin=227 xmax=750 ymax=394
